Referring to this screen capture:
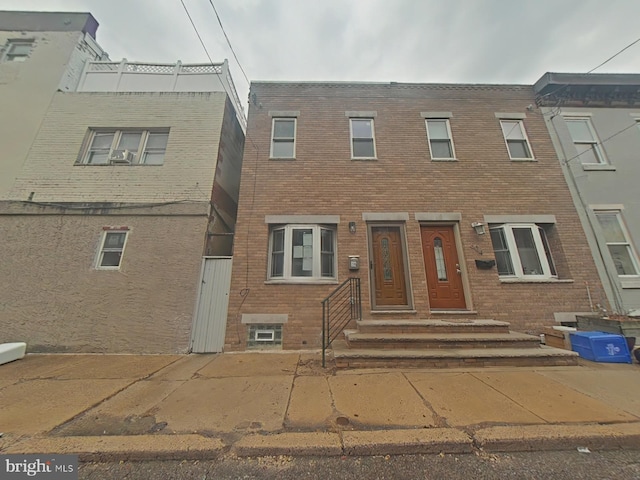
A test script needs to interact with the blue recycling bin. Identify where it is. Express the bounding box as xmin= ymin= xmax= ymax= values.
xmin=570 ymin=331 xmax=632 ymax=363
